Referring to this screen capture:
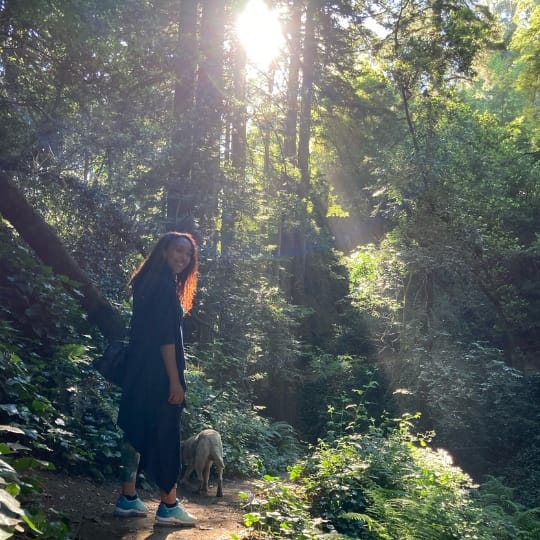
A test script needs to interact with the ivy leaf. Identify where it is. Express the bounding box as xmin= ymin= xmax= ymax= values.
xmin=0 ymin=406 xmax=19 ymax=417
xmin=0 ymin=487 xmax=23 ymax=517
xmin=0 ymin=427 xmax=24 ymax=436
